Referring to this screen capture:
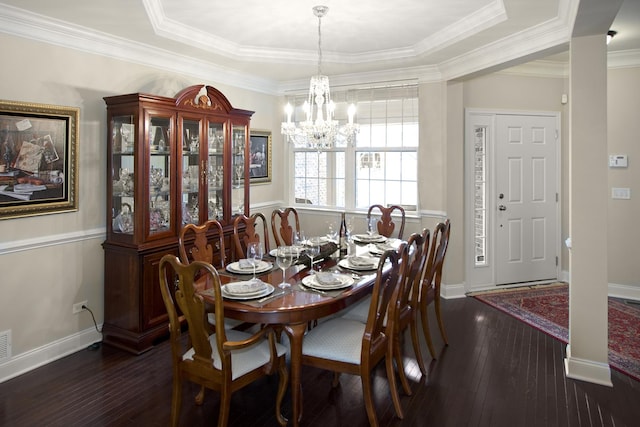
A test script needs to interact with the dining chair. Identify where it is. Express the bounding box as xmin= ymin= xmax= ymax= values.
xmin=300 ymin=244 xmax=410 ymax=426
xmin=232 ymin=212 xmax=270 ymax=260
xmin=419 ymin=219 xmax=451 ymax=359
xmin=158 ymin=255 xmax=288 ymax=427
xmin=271 ymin=207 xmax=300 ymax=246
xmin=179 ymin=219 xmax=227 ymax=270
xmin=388 ymin=228 xmax=431 ymax=386
xmin=340 ymin=229 xmax=431 ymax=383
xmin=367 ymin=204 xmax=406 ymax=239
xmin=178 ymin=220 xmax=245 ymax=331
